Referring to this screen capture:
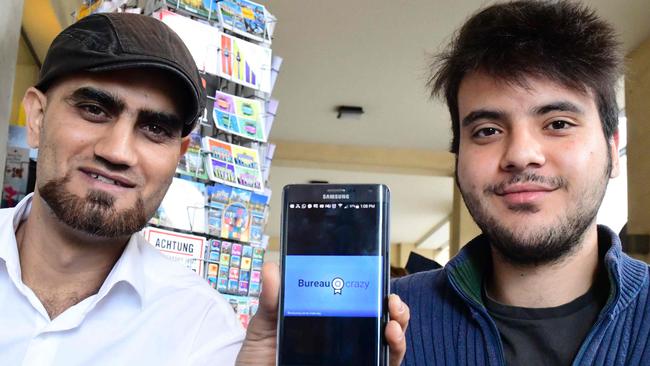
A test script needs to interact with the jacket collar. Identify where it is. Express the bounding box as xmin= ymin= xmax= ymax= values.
xmin=445 ymin=225 xmax=648 ymax=314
